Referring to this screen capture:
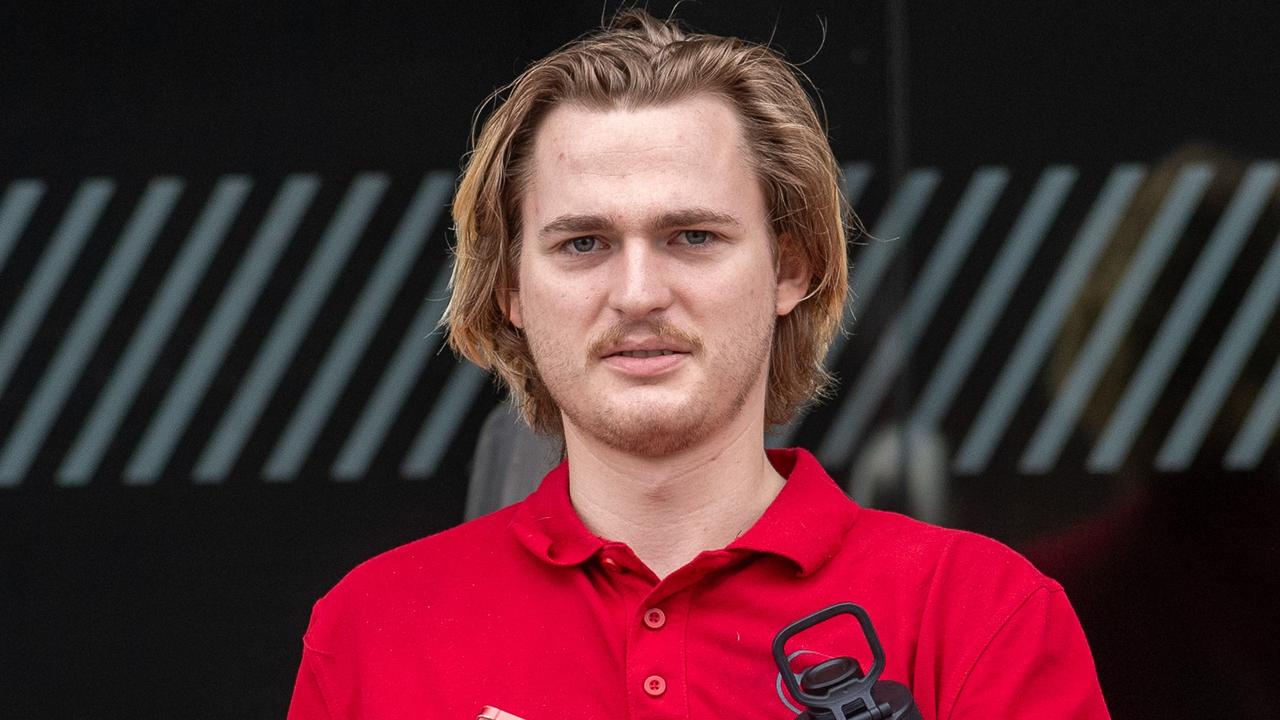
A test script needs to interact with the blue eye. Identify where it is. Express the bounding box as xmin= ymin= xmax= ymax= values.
xmin=569 ymin=236 xmax=598 ymax=253
xmin=681 ymin=230 xmax=711 ymax=245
